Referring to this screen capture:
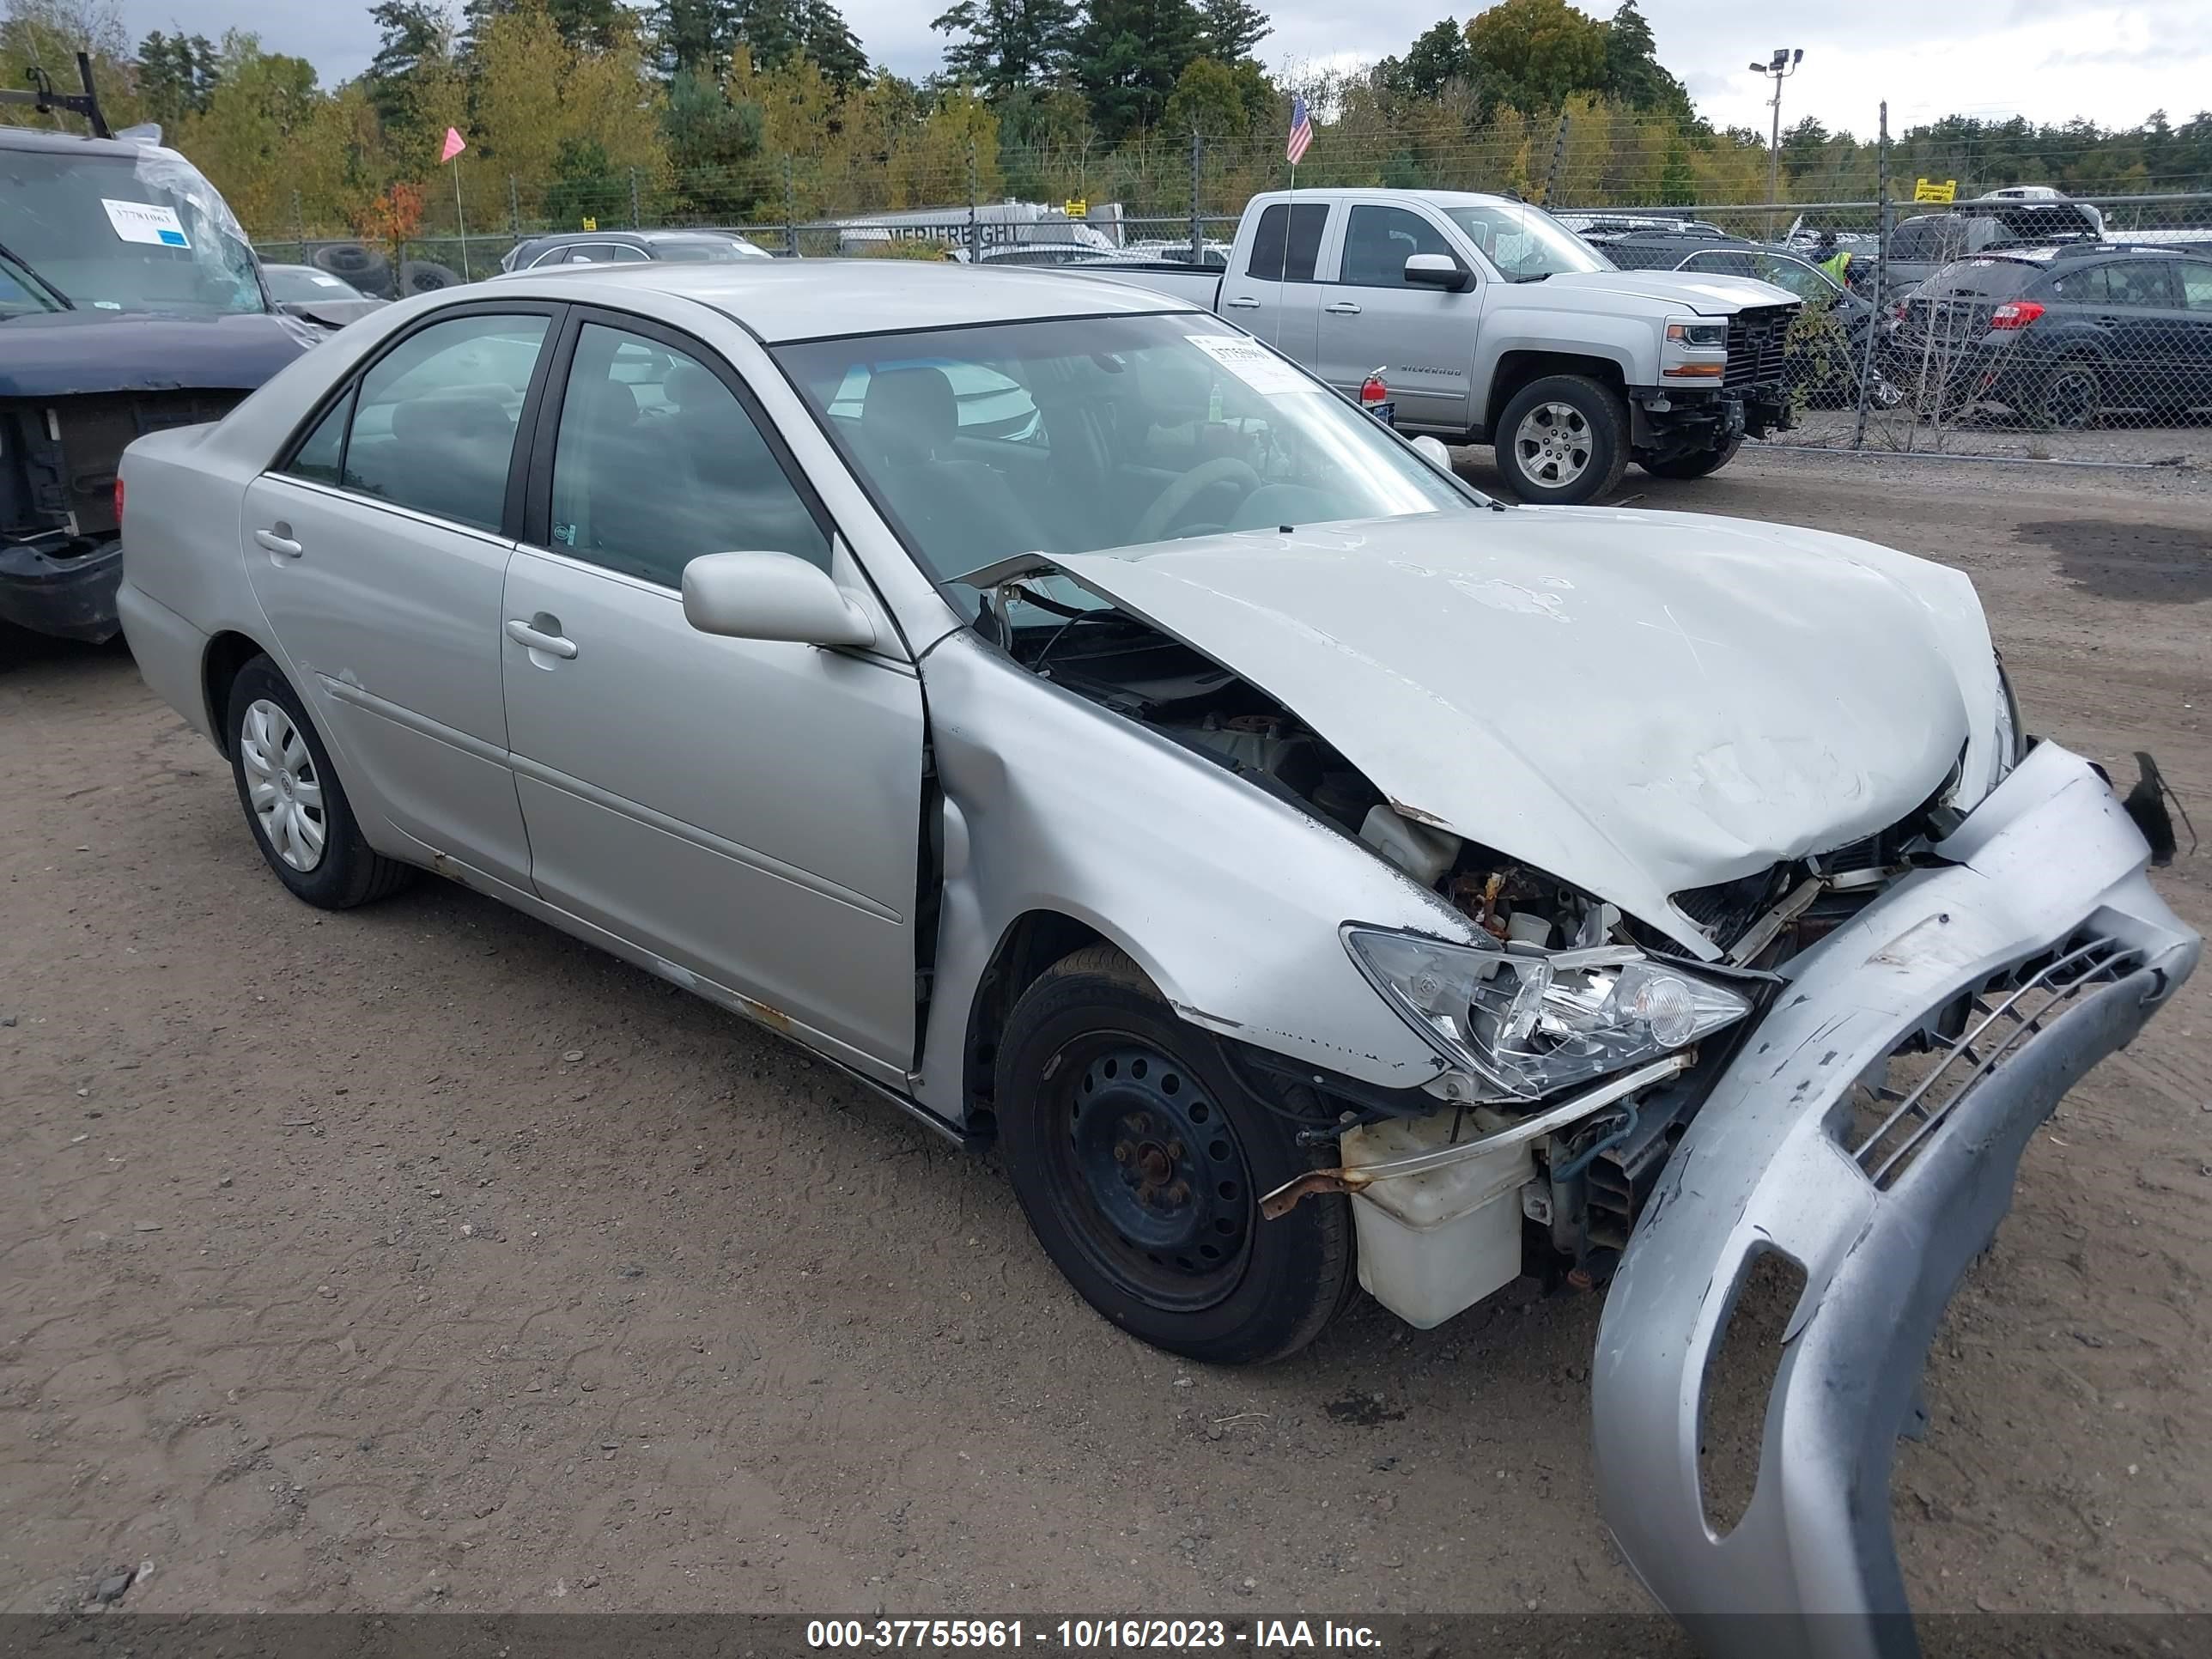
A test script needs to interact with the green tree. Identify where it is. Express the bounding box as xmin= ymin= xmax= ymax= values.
xmin=462 ymin=0 xmax=628 ymax=57
xmin=1070 ymin=0 xmax=1200 ymax=140
xmin=1599 ymin=1 xmax=1694 ymax=127
xmin=1464 ymin=0 xmax=1605 ymax=112
xmin=1378 ymin=18 xmax=1473 ymax=104
xmin=932 ymin=0 xmax=1077 ymax=96
xmin=1161 ymin=54 xmax=1271 ymax=138
xmin=136 ymin=28 xmax=221 ymax=127
xmin=1192 ymin=0 xmax=1267 ymax=64
xmin=364 ymin=0 xmax=452 ymax=128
